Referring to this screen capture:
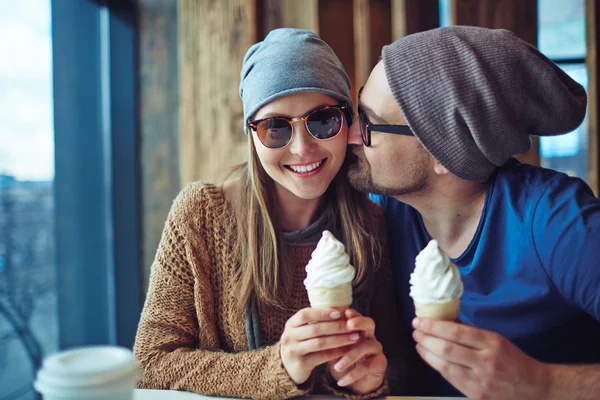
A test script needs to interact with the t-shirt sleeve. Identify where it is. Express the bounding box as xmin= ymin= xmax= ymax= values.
xmin=532 ymin=175 xmax=600 ymax=320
